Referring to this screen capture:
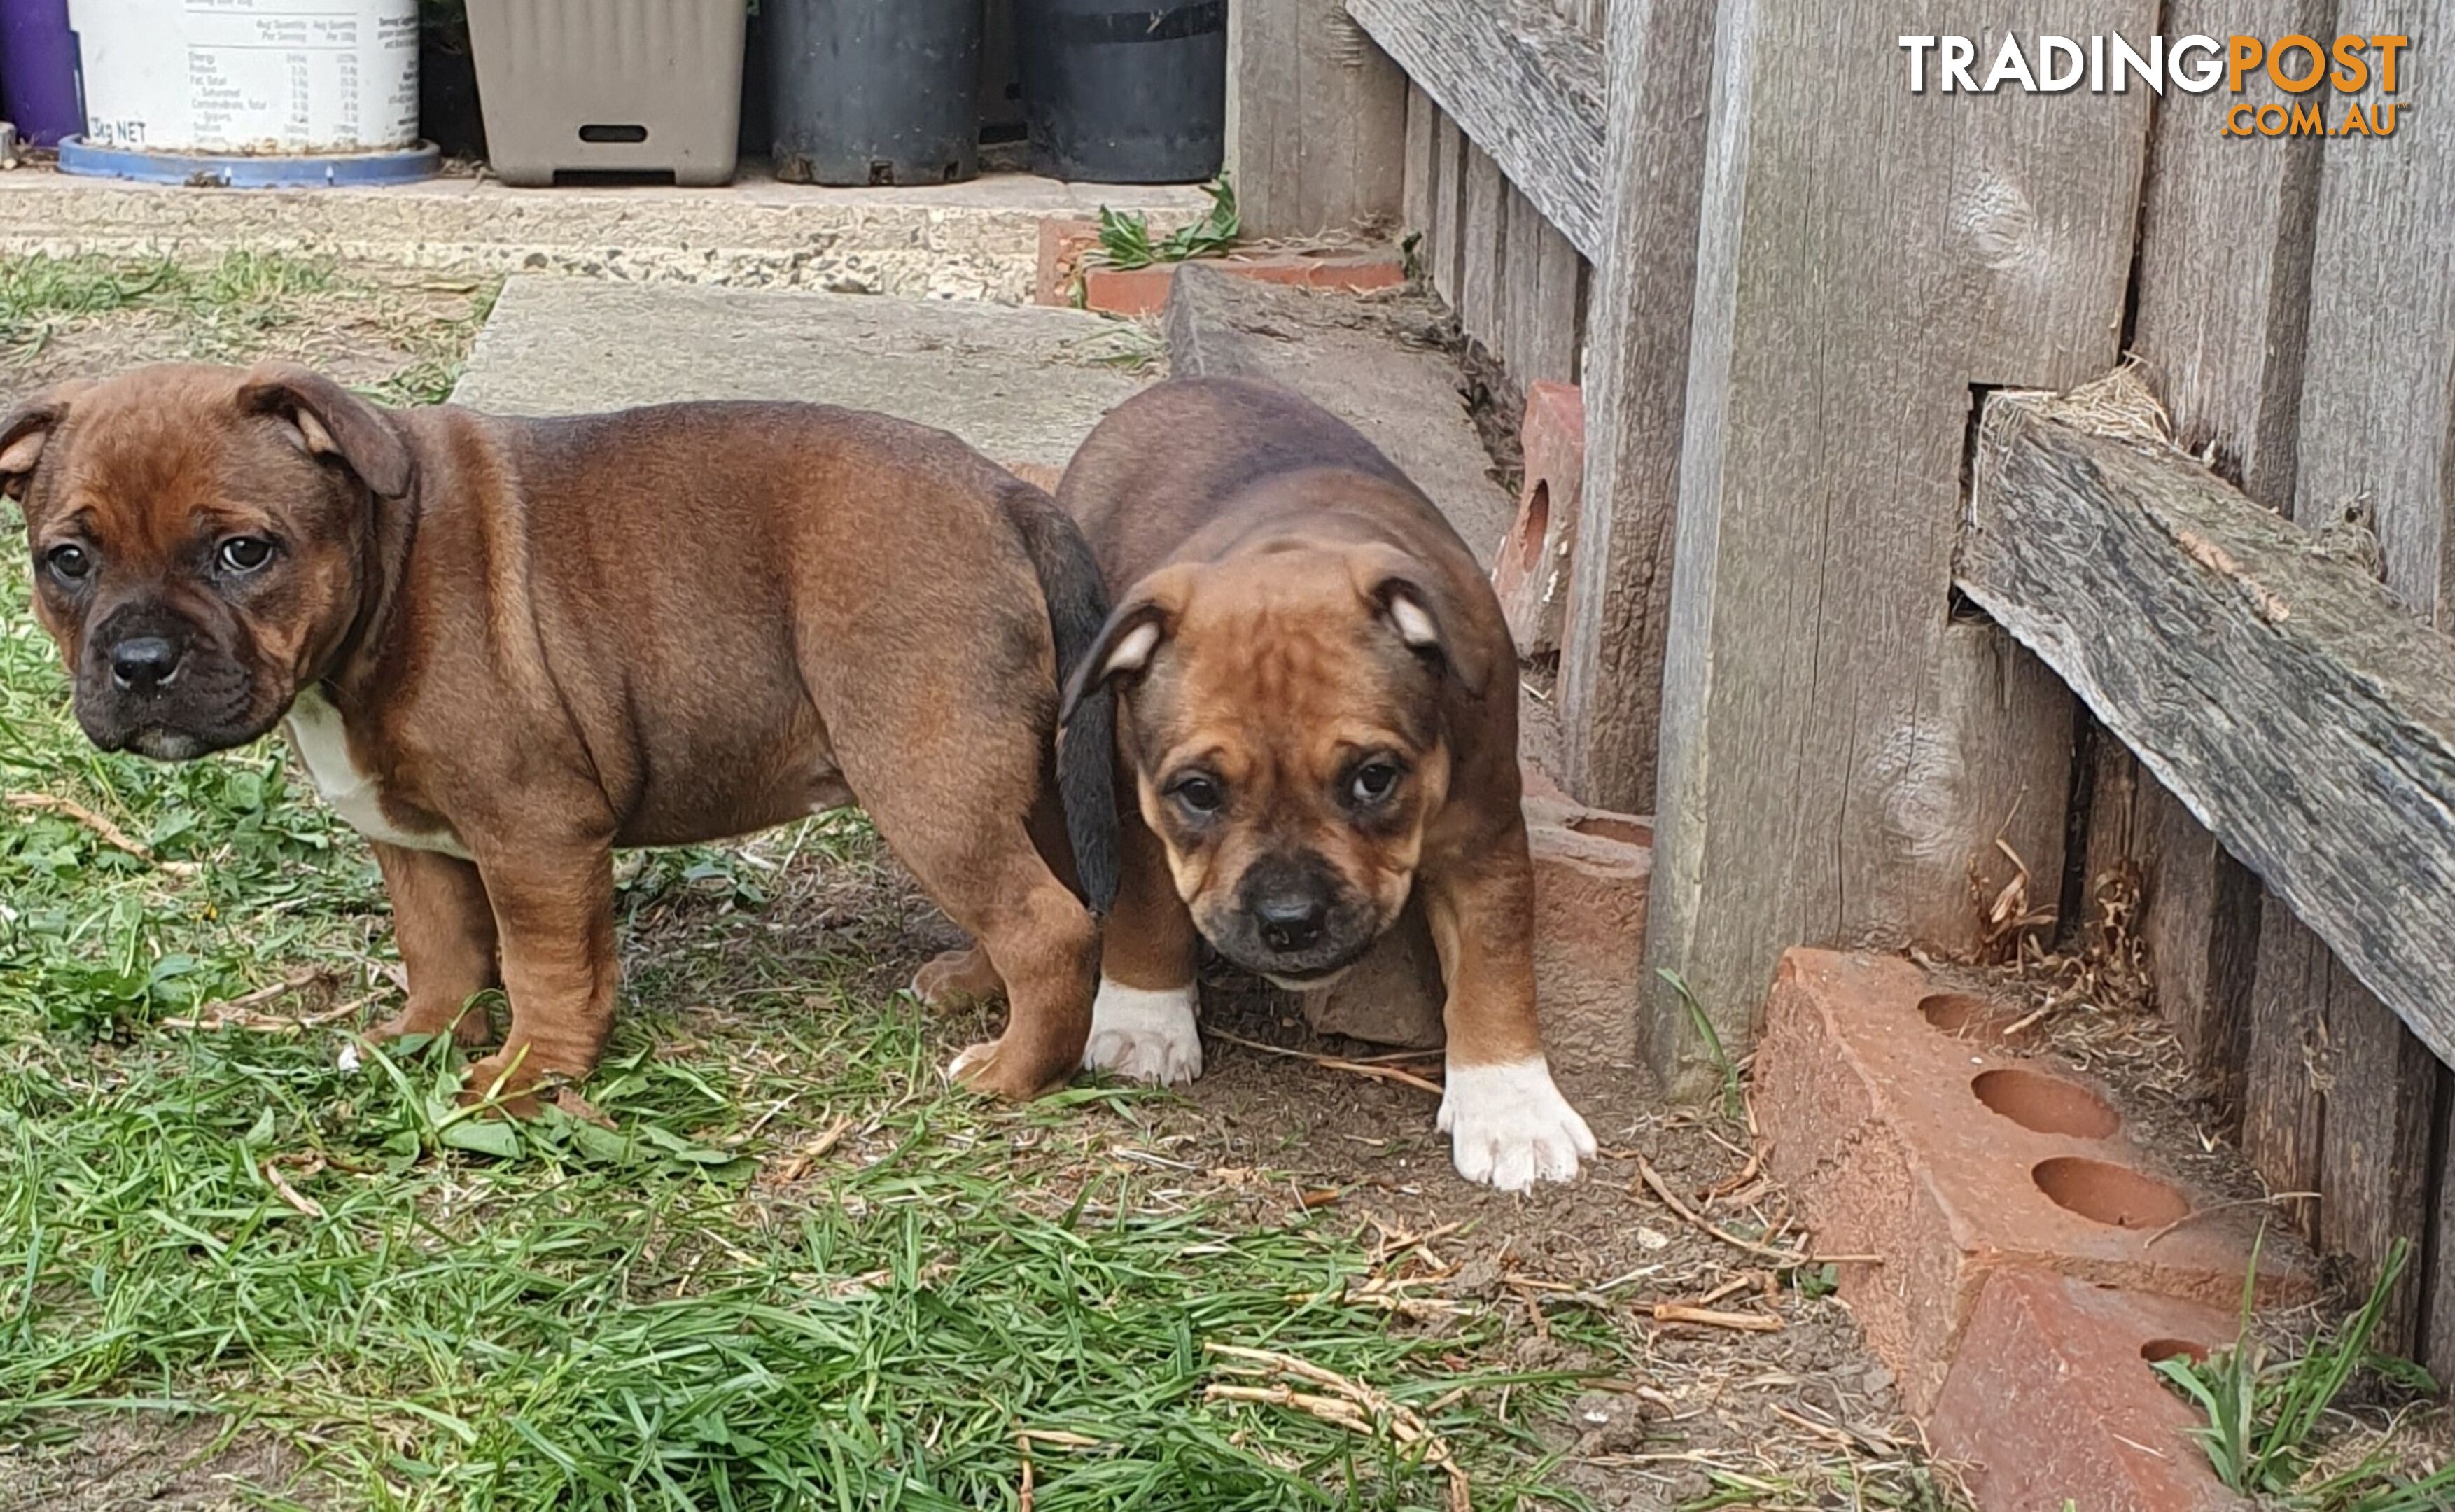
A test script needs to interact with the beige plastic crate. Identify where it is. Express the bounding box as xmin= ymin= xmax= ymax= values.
xmin=469 ymin=0 xmax=746 ymax=186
